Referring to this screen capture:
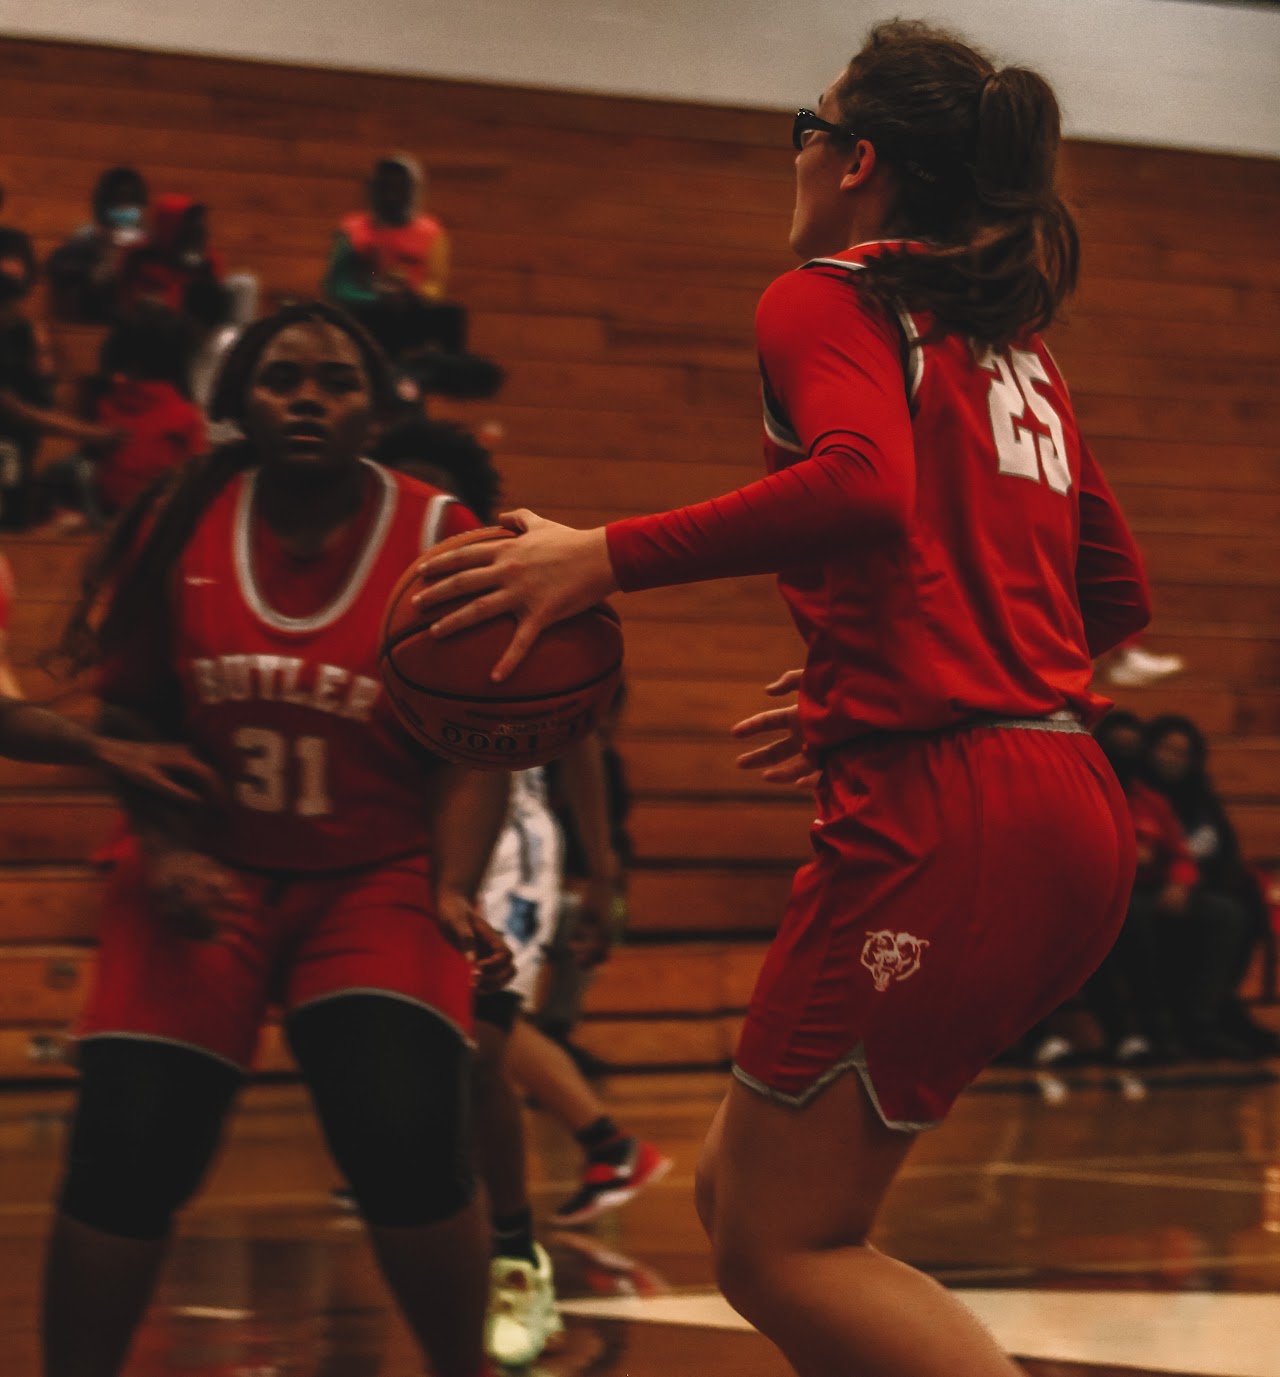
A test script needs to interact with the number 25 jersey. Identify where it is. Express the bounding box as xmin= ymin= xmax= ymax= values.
xmin=605 ymin=242 xmax=1149 ymax=753
xmin=168 ymin=461 xmax=476 ymax=872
